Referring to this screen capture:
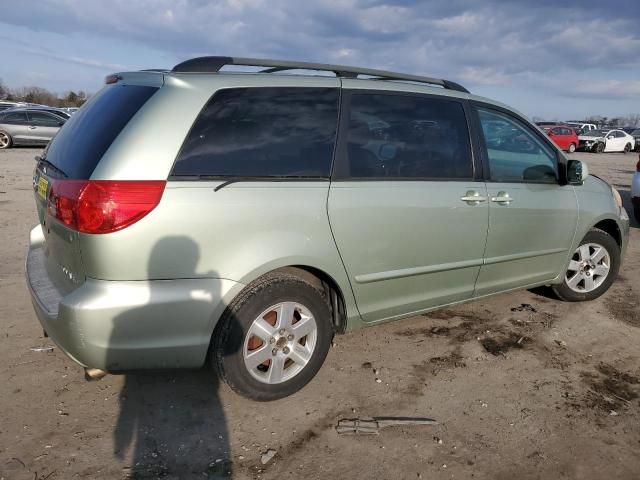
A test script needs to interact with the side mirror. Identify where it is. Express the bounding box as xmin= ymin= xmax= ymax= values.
xmin=567 ymin=159 xmax=588 ymax=185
